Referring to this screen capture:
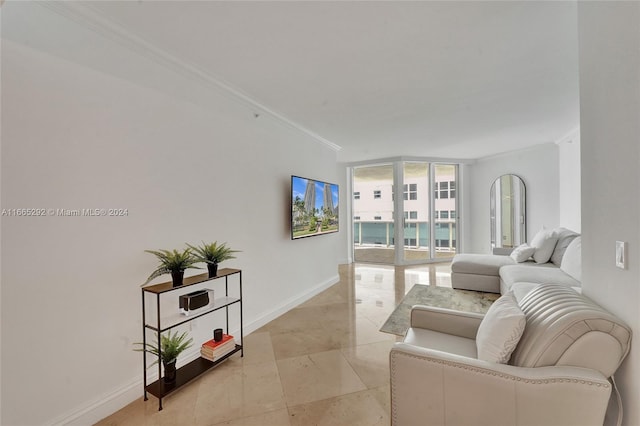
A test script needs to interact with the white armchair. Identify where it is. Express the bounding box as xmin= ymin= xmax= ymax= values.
xmin=390 ymin=284 xmax=631 ymax=426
